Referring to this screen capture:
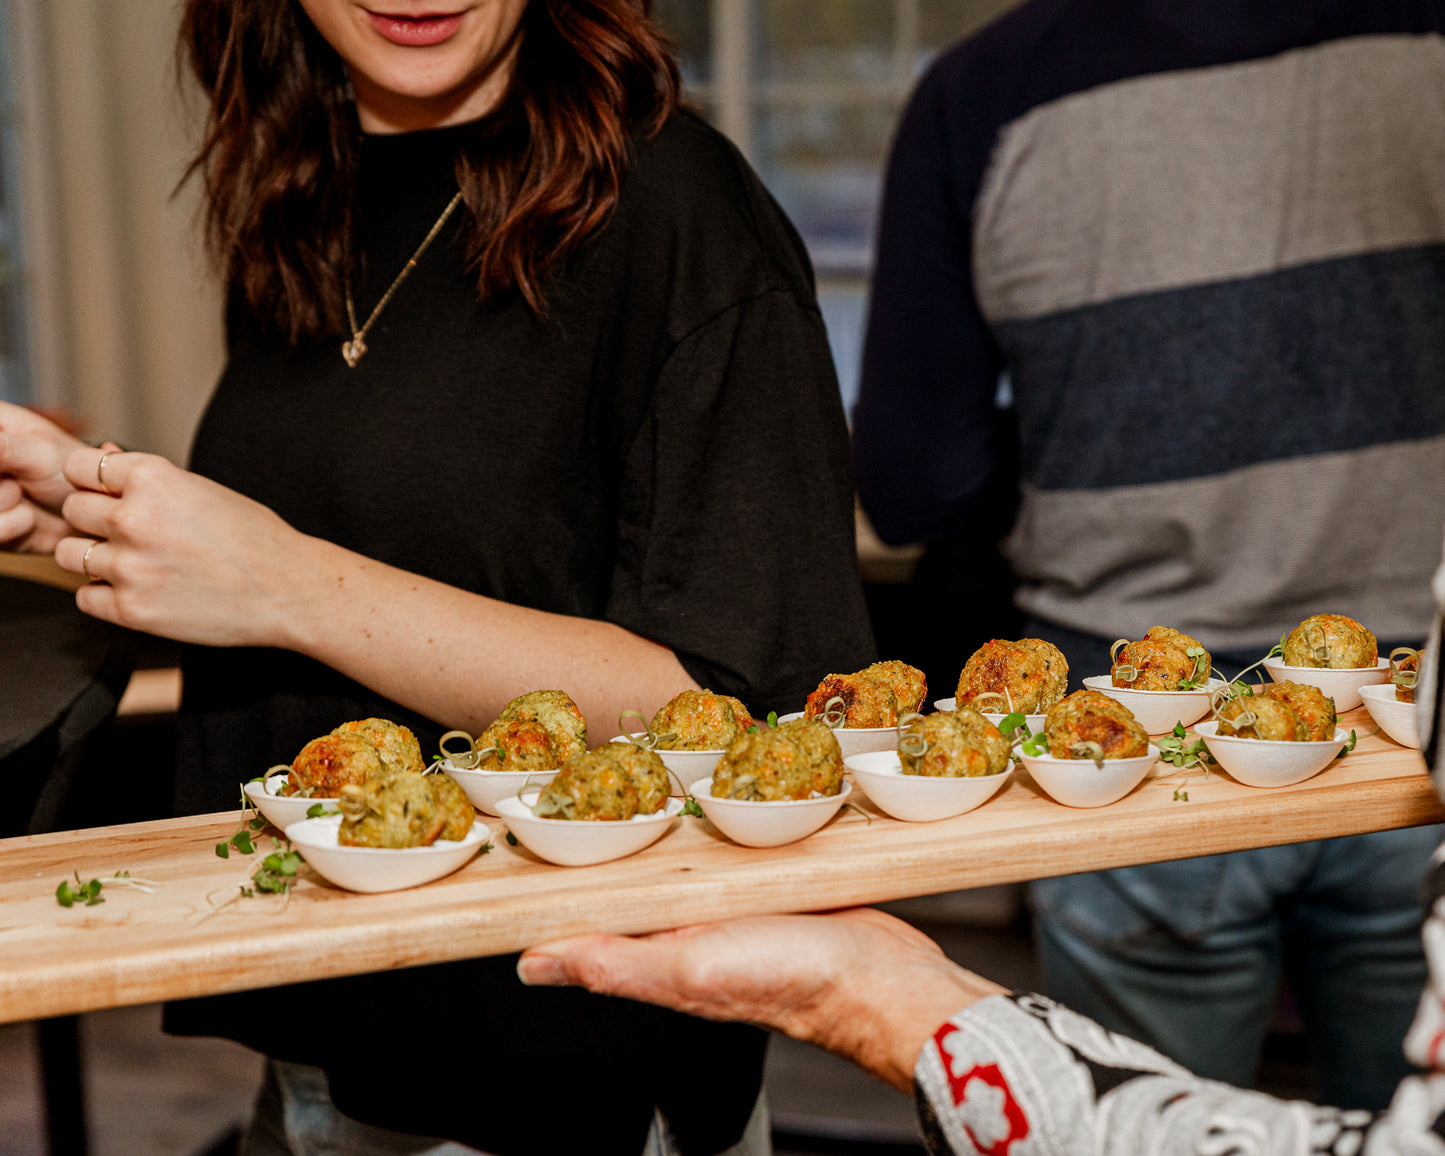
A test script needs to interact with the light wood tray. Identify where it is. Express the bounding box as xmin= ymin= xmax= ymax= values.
xmin=1 ymin=708 xmax=1436 ymax=1024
